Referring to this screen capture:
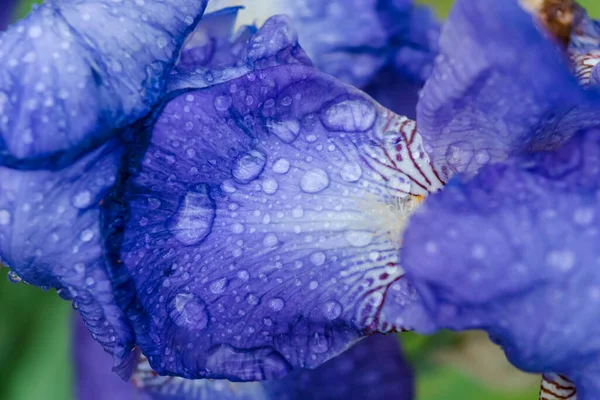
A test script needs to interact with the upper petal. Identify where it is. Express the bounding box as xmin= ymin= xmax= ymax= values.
xmin=401 ymin=127 xmax=600 ymax=395
xmin=0 ymin=140 xmax=135 ymax=373
xmin=0 ymin=0 xmax=208 ymax=167
xmin=416 ymin=0 xmax=600 ymax=178
xmin=107 ymin=63 xmax=441 ymax=380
